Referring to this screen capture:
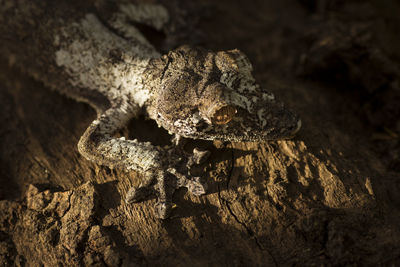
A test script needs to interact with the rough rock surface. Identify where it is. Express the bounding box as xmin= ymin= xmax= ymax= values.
xmin=1 ymin=0 xmax=400 ymax=266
